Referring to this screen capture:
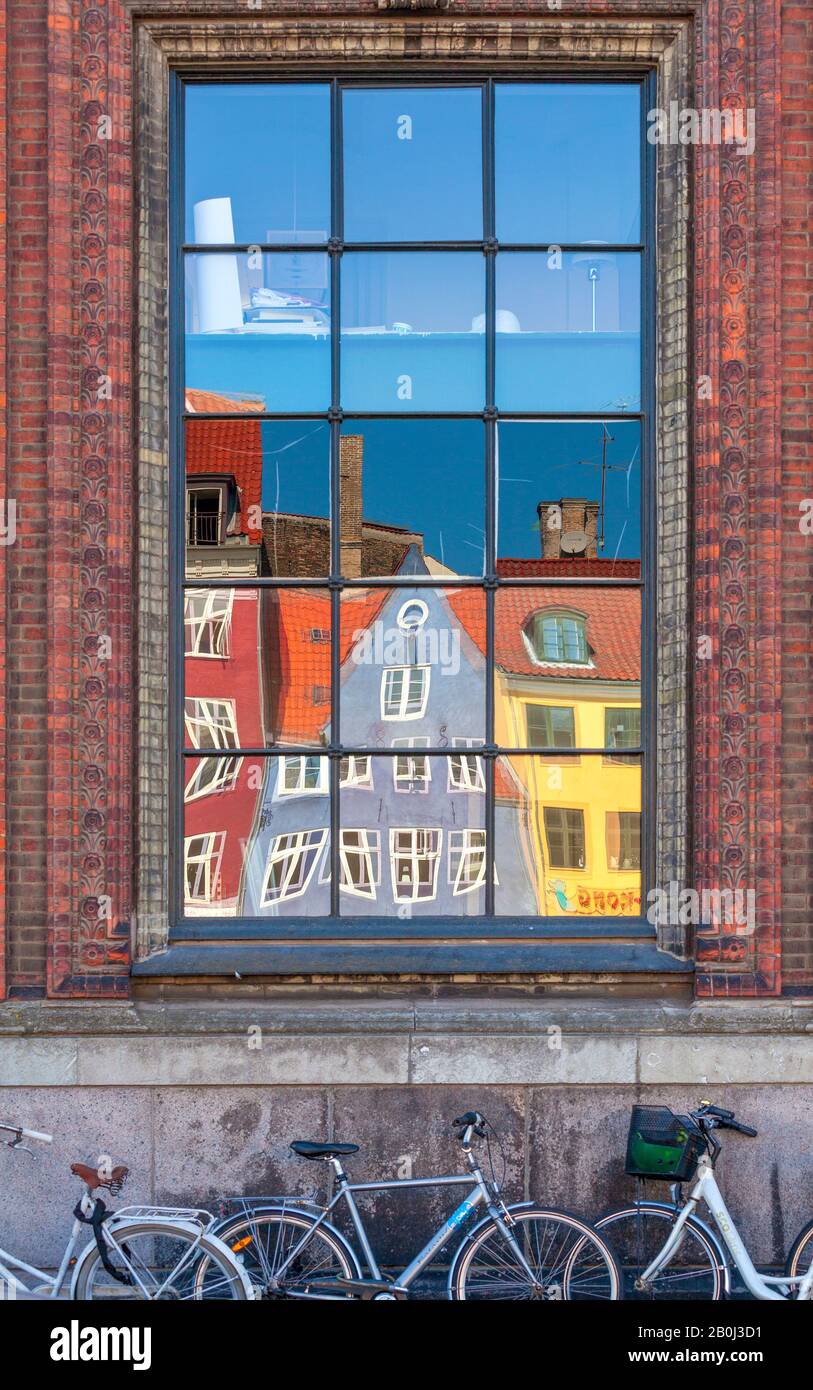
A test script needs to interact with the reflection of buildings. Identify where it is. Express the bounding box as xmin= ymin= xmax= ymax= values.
xmin=182 ymin=406 xmax=640 ymax=917
xmin=239 ymin=571 xmax=537 ymax=917
xmin=493 ymin=506 xmax=642 ymax=916
xmin=183 ymin=396 xmax=267 ymax=913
